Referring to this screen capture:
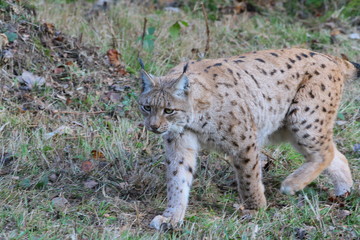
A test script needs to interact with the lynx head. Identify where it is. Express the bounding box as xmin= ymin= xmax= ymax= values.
xmin=138 ymin=61 xmax=193 ymax=134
